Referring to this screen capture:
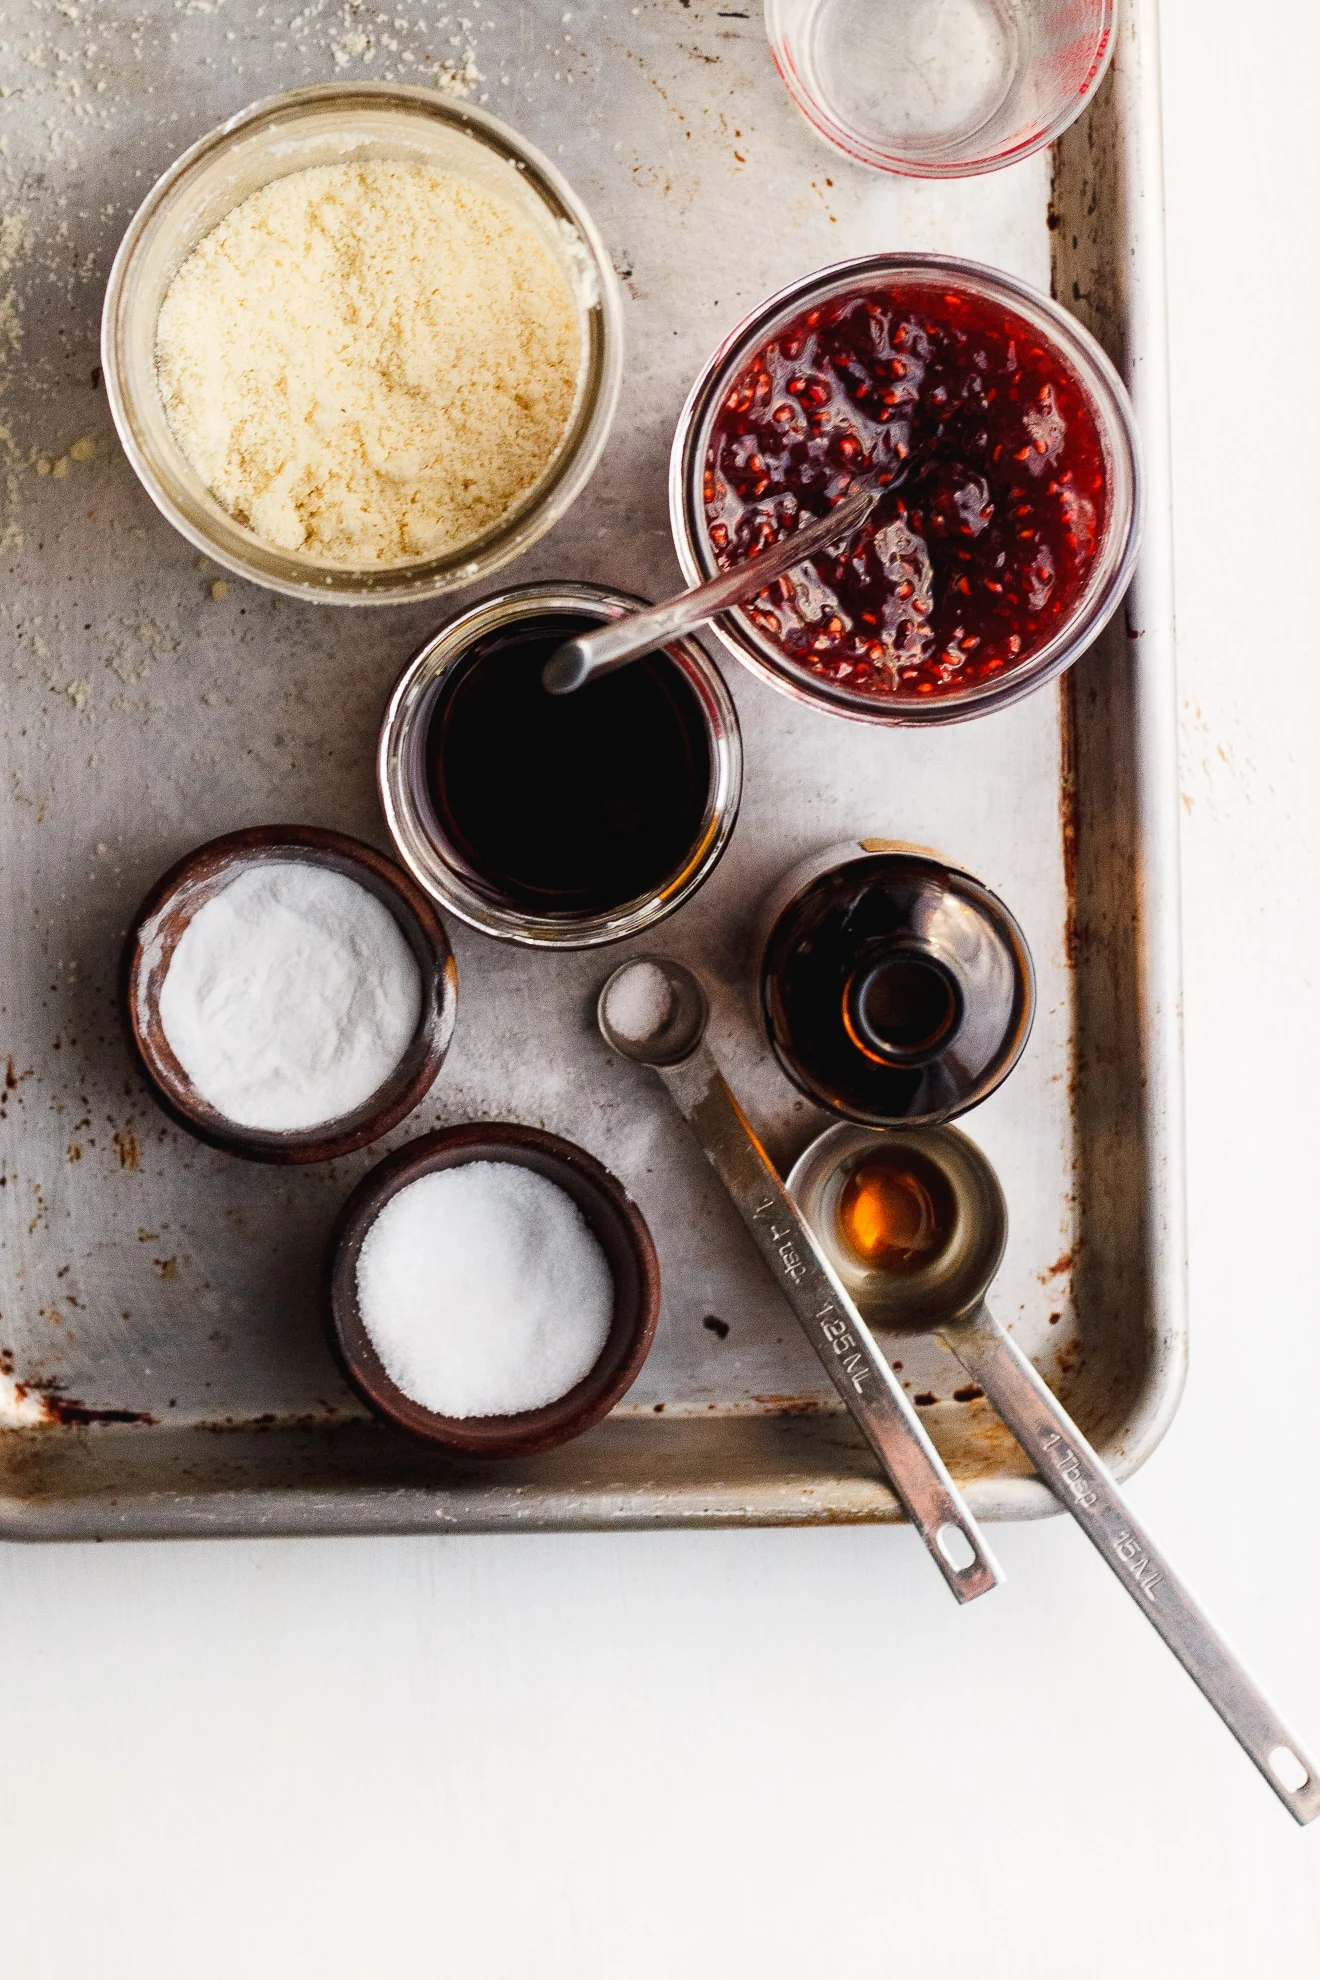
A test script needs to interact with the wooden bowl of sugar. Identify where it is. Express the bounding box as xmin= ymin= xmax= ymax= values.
xmin=122 ymin=824 xmax=457 ymax=1163
xmin=326 ymin=1123 xmax=661 ymax=1457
